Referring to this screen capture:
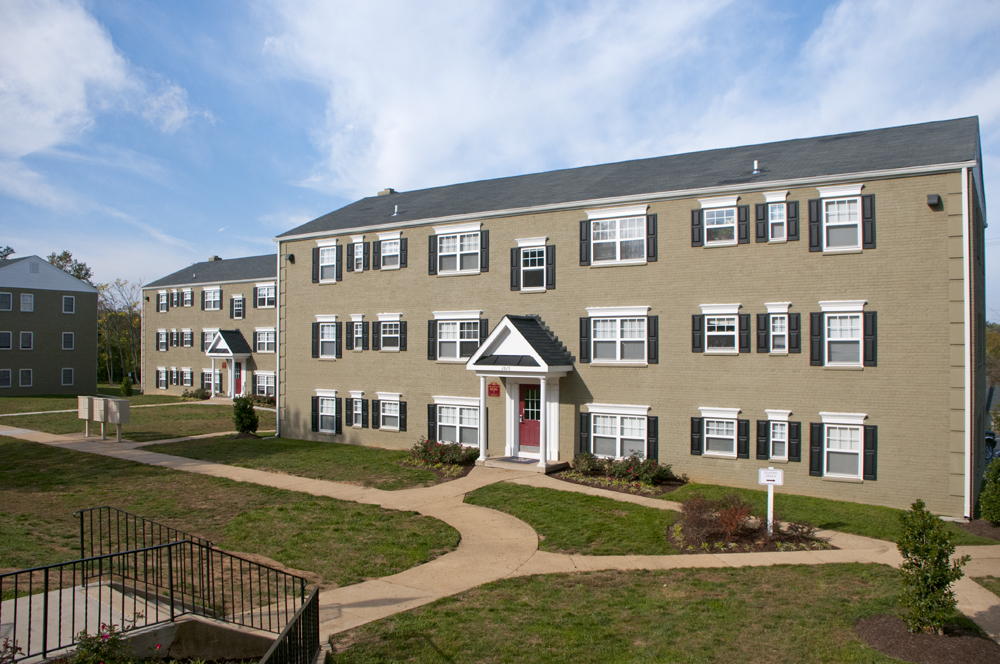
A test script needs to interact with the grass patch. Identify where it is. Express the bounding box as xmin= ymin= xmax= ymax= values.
xmin=974 ymin=575 xmax=1000 ymax=597
xmin=331 ymin=564 xmax=910 ymax=663
xmin=465 ymin=482 xmax=678 ymax=555
xmin=0 ymin=392 xmax=183 ymax=415
xmin=0 ymin=438 xmax=458 ymax=586
xmin=1 ymin=404 xmax=274 ymax=442
xmin=666 ymin=483 xmax=994 ymax=546
xmin=145 ymin=436 xmax=440 ymax=490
